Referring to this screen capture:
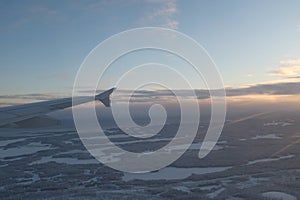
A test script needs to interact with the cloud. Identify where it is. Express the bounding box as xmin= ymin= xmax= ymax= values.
xmin=269 ymin=59 xmax=300 ymax=77
xmin=29 ymin=5 xmax=57 ymax=16
xmin=0 ymin=103 xmax=20 ymax=107
xmin=0 ymin=93 xmax=64 ymax=101
xmin=141 ymin=0 xmax=179 ymax=29
xmin=225 ymin=81 xmax=300 ymax=97
xmin=31 ymin=5 xmax=68 ymax=22
xmin=108 ymin=81 xmax=300 ymax=103
xmin=12 ymin=4 xmax=65 ymax=28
